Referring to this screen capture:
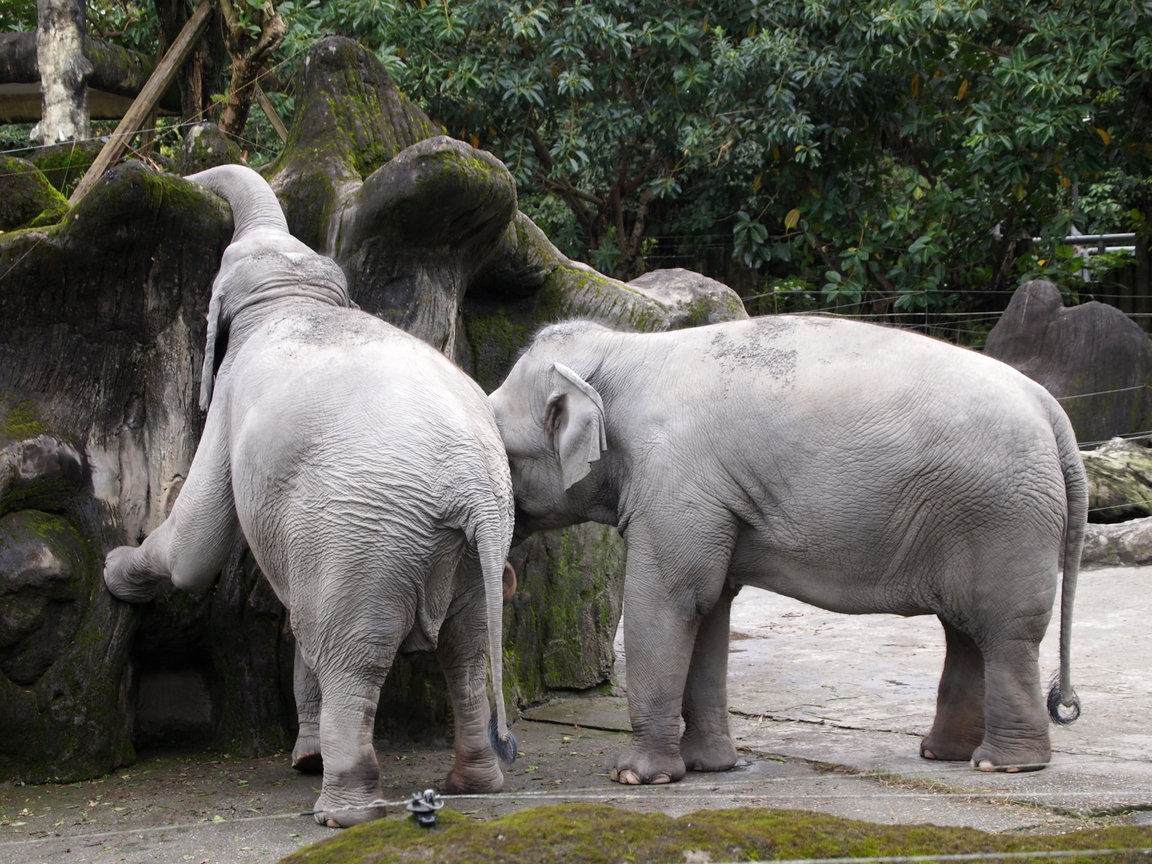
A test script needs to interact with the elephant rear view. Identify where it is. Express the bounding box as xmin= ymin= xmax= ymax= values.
xmin=490 ymin=317 xmax=1084 ymax=785
xmin=104 ymin=164 xmax=516 ymax=828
